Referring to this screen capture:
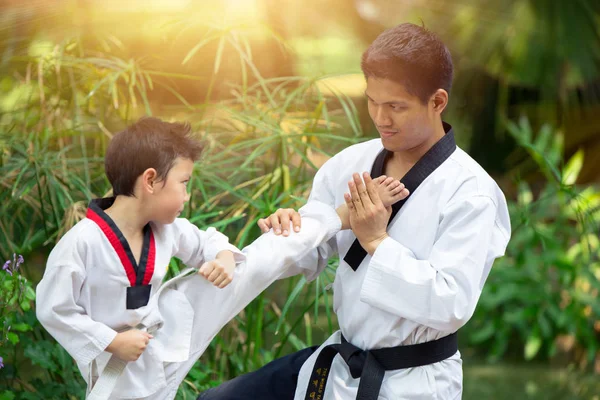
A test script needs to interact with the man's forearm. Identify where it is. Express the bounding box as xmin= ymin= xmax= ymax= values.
xmin=336 ymin=204 xmax=351 ymax=230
